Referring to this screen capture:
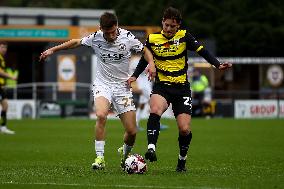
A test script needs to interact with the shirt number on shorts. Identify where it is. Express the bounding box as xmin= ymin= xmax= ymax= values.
xmin=183 ymin=97 xmax=191 ymax=106
xmin=122 ymin=97 xmax=134 ymax=108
